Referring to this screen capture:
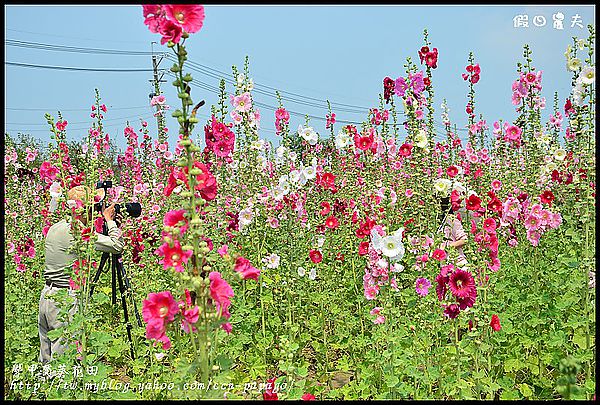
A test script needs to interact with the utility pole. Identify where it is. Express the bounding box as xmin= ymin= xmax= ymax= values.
xmin=149 ymin=42 xmax=167 ymax=143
